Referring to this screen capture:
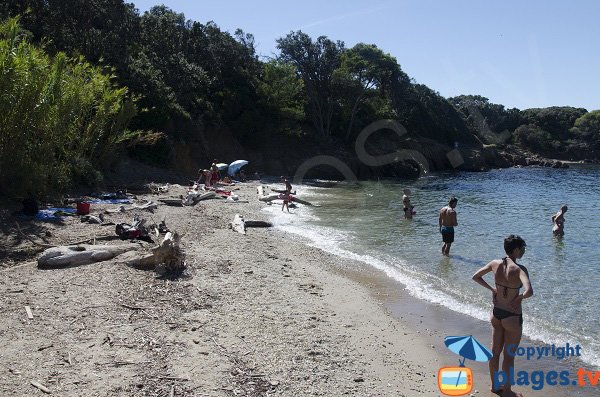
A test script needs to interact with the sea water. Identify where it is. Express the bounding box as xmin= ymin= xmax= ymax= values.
xmin=262 ymin=165 xmax=600 ymax=368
